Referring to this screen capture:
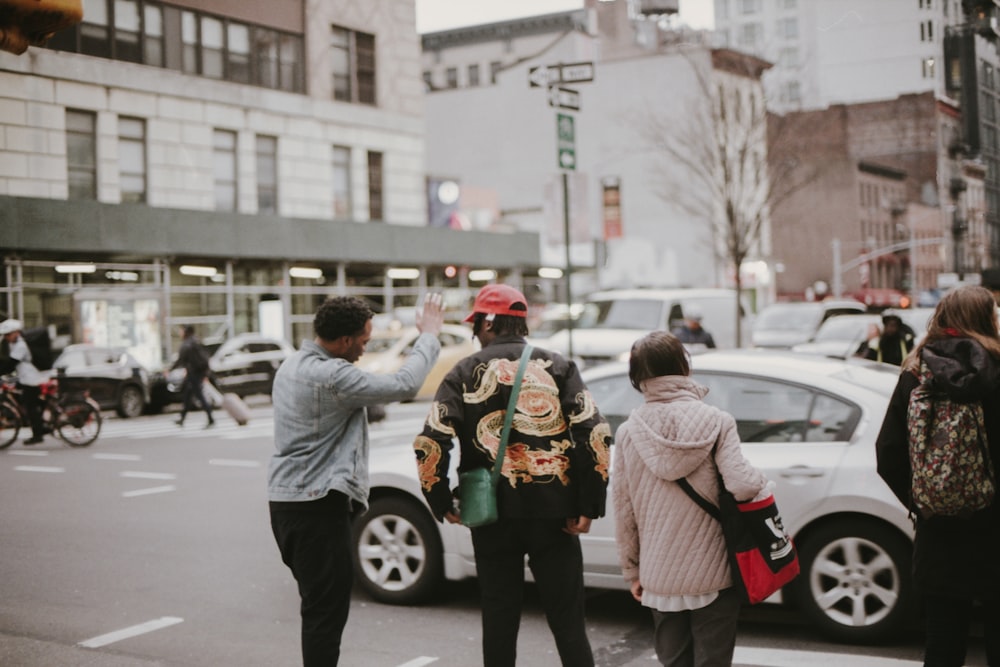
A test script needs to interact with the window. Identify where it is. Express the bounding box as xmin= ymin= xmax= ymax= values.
xmin=200 ymin=16 xmax=224 ymax=79
xmin=331 ymin=25 xmax=376 ymax=105
xmin=741 ymin=0 xmax=758 ymax=13
xmin=778 ymin=18 xmax=798 ymax=39
xmin=143 ymin=4 xmax=163 ymax=66
xmin=446 ymin=67 xmax=458 ymax=88
xmin=333 ymin=145 xmax=352 ymax=219
xmin=113 ymin=0 xmax=141 ymax=62
xmin=256 ymin=135 xmax=277 ymax=215
xmin=468 ymin=63 xmax=480 ymax=87
xmin=213 ymin=129 xmax=237 ymax=212
xmin=66 ymin=110 xmax=97 ymax=200
xmin=983 ymin=62 xmax=995 ymax=89
xmin=740 ymin=23 xmax=761 ymax=48
xmin=490 ymin=61 xmax=502 ymax=84
xmin=422 ymin=70 xmax=433 ymax=91
xmin=80 ymin=0 xmax=110 ymax=57
xmin=227 ymin=23 xmax=250 ymax=83
xmin=779 ymin=47 xmax=798 ymax=68
xmin=181 ymin=10 xmax=198 ymax=74
xmin=118 ymin=117 xmax=146 ymax=204
xmin=922 ymin=57 xmax=936 ymax=78
xmin=367 ymin=151 xmax=383 ymax=221
xmin=783 ymin=80 xmax=801 ymax=103
xmin=920 ymin=19 xmax=933 ymax=41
